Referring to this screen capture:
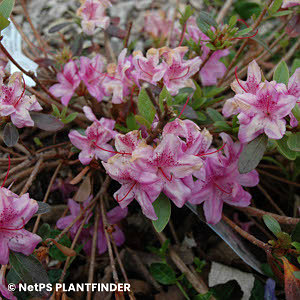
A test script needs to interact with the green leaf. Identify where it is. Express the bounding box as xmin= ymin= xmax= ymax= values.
xmin=228 ymin=15 xmax=238 ymax=28
xmin=294 ymin=271 xmax=300 ymax=280
xmin=273 ymin=61 xmax=289 ymax=85
xmin=135 ymin=114 xmax=152 ymax=129
xmin=235 ymin=27 xmax=253 ymax=37
xmin=152 ymin=194 xmax=171 ymax=233
xmin=206 ymin=107 xmax=224 ymax=122
xmin=263 ymin=215 xmax=281 ymax=236
xmin=234 ymin=1 xmax=261 ymax=20
xmin=159 ymin=86 xmax=173 ymax=112
xmin=0 ymin=0 xmax=14 ymax=19
xmin=38 ymin=223 xmax=51 ymax=241
xmin=196 ymin=17 xmax=211 ymax=34
xmin=214 ymin=121 xmax=231 ymax=132
xmin=149 ymin=263 xmax=177 ymax=285
xmin=137 ymin=88 xmax=156 ymax=124
xmin=270 ymin=0 xmax=283 ymax=14
xmin=250 ymin=278 xmax=265 ymax=300
xmin=63 ymin=112 xmax=78 ymax=124
xmin=194 ymin=292 xmax=214 ymax=300
xmin=291 ymin=242 xmax=300 ymax=251
xmin=238 ymin=134 xmax=268 ymax=174
xmin=291 ymin=58 xmax=300 ymax=75
xmin=49 ymin=229 xmax=72 ymax=261
xmin=198 ymin=11 xmax=218 ymax=28
xmin=287 ymin=132 xmax=300 ymax=152
xmin=204 ymin=86 xmax=225 ymax=98
xmin=9 ymin=252 xmax=50 ymax=297
xmin=51 ymin=104 xmax=60 ymax=117
xmin=206 ymin=43 xmax=216 ymax=51
xmin=291 ymin=222 xmax=300 ymax=242
xmin=0 ymin=11 xmax=9 ymax=30
xmin=271 ymin=10 xmax=293 ymax=17
xmin=126 ymin=112 xmax=139 ymax=130
xmin=275 ymin=135 xmax=297 ymax=160
xmin=292 ymin=104 xmax=300 ymax=122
